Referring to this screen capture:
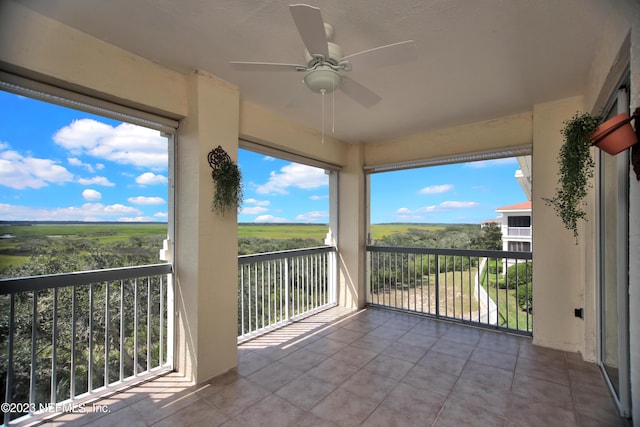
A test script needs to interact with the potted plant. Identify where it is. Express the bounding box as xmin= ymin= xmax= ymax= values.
xmin=545 ymin=109 xmax=640 ymax=241
xmin=208 ymin=145 xmax=243 ymax=215
xmin=544 ymin=112 xmax=603 ymax=241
